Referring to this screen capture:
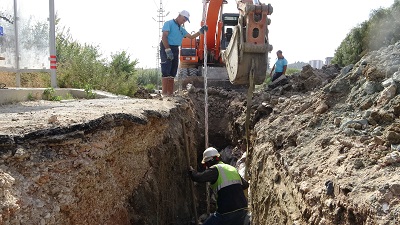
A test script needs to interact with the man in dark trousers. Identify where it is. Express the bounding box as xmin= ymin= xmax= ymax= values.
xmin=160 ymin=10 xmax=208 ymax=96
xmin=189 ymin=147 xmax=249 ymax=225
xmin=269 ymin=50 xmax=288 ymax=82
